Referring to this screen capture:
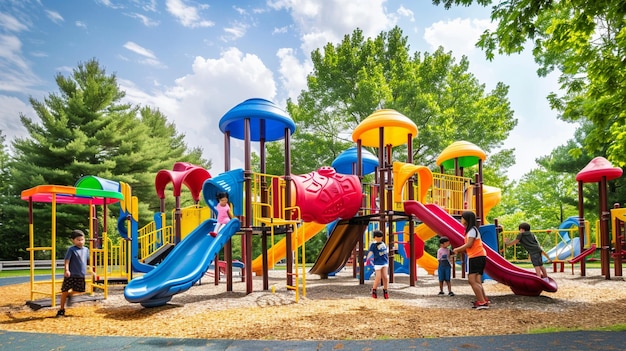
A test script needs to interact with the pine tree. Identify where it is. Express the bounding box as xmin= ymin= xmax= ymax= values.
xmin=3 ymin=59 xmax=207 ymax=259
